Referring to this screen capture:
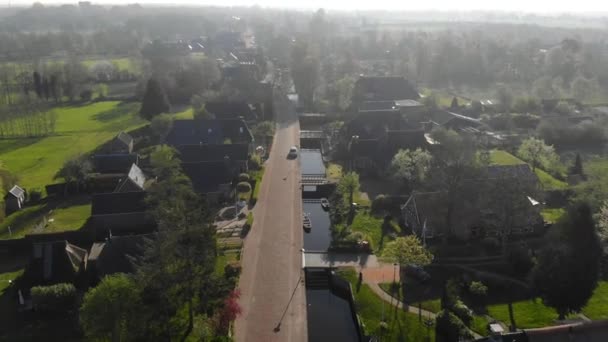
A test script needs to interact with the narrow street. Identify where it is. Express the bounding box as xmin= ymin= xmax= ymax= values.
xmin=235 ymin=93 xmax=307 ymax=341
